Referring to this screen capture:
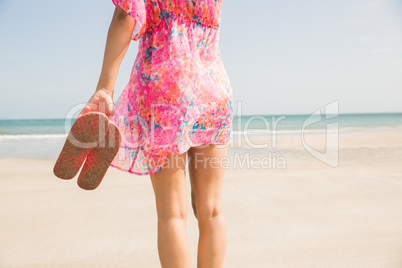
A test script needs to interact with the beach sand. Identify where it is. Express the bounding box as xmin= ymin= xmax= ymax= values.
xmin=1 ymin=130 xmax=402 ymax=267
